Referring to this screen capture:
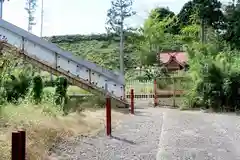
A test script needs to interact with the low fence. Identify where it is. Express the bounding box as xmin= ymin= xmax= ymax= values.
xmin=125 ymin=76 xmax=189 ymax=107
xmin=68 ymin=76 xmax=189 ymax=107
xmin=125 ymin=78 xmax=186 ymax=97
